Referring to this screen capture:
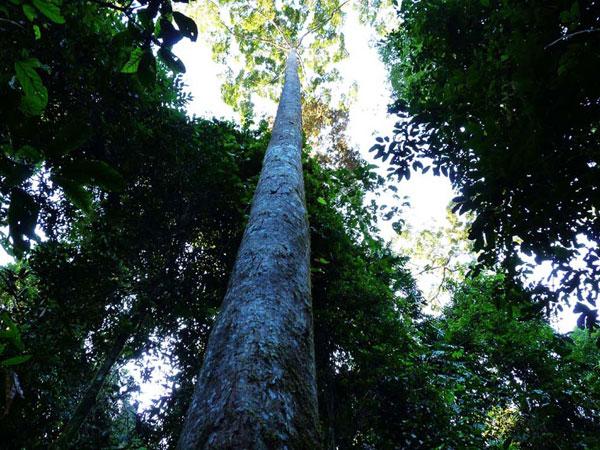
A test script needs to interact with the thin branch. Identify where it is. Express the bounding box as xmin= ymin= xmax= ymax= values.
xmin=297 ymin=51 xmax=310 ymax=90
xmin=0 ymin=18 xmax=25 ymax=29
xmin=298 ymin=0 xmax=349 ymax=47
xmin=256 ymin=8 xmax=291 ymax=48
xmin=428 ymin=266 xmax=448 ymax=304
xmin=417 ymin=263 xmax=460 ymax=276
xmin=545 ymin=28 xmax=600 ymax=50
